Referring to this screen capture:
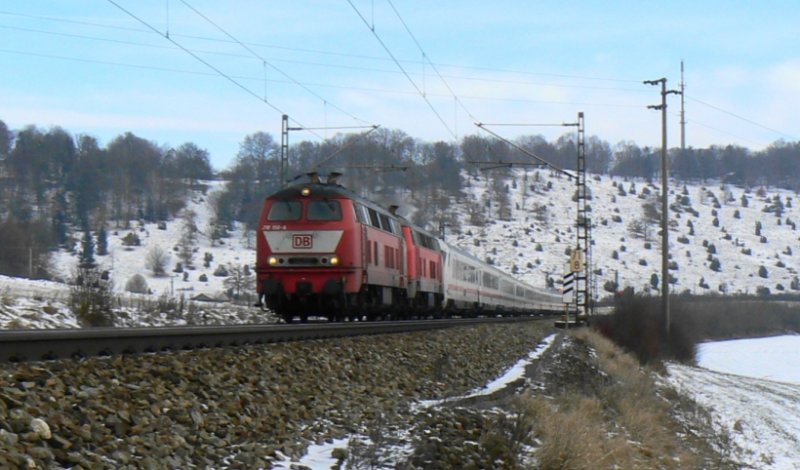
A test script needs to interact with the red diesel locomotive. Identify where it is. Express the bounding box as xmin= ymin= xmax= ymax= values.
xmin=255 ymin=174 xmax=561 ymax=322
